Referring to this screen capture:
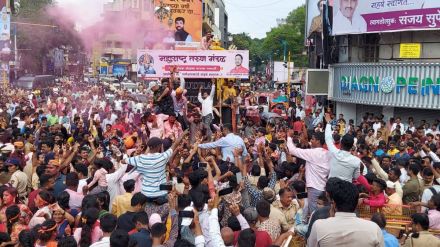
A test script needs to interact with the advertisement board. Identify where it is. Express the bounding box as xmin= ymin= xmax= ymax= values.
xmin=273 ymin=61 xmax=294 ymax=83
xmin=307 ymin=0 xmax=325 ymax=38
xmin=306 ymin=69 xmax=329 ymax=95
xmin=156 ymin=0 xmax=202 ymax=47
xmin=332 ymin=0 xmax=440 ymax=35
xmin=137 ymin=50 xmax=250 ymax=79
xmin=0 ymin=7 xmax=10 ymax=41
